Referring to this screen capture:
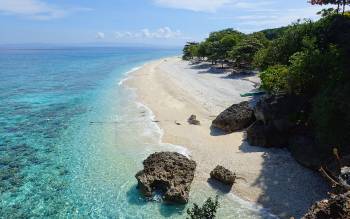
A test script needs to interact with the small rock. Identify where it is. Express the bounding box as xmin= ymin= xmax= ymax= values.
xmin=210 ymin=165 xmax=236 ymax=186
xmin=188 ymin=115 xmax=200 ymax=125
